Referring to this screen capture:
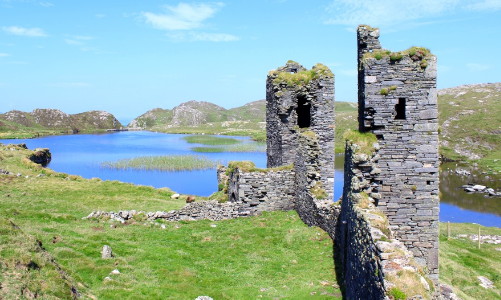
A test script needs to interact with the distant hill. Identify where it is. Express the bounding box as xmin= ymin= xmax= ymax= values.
xmin=128 ymin=99 xmax=356 ymax=147
xmin=0 ymin=109 xmax=123 ymax=138
xmin=438 ymin=82 xmax=500 ymax=171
